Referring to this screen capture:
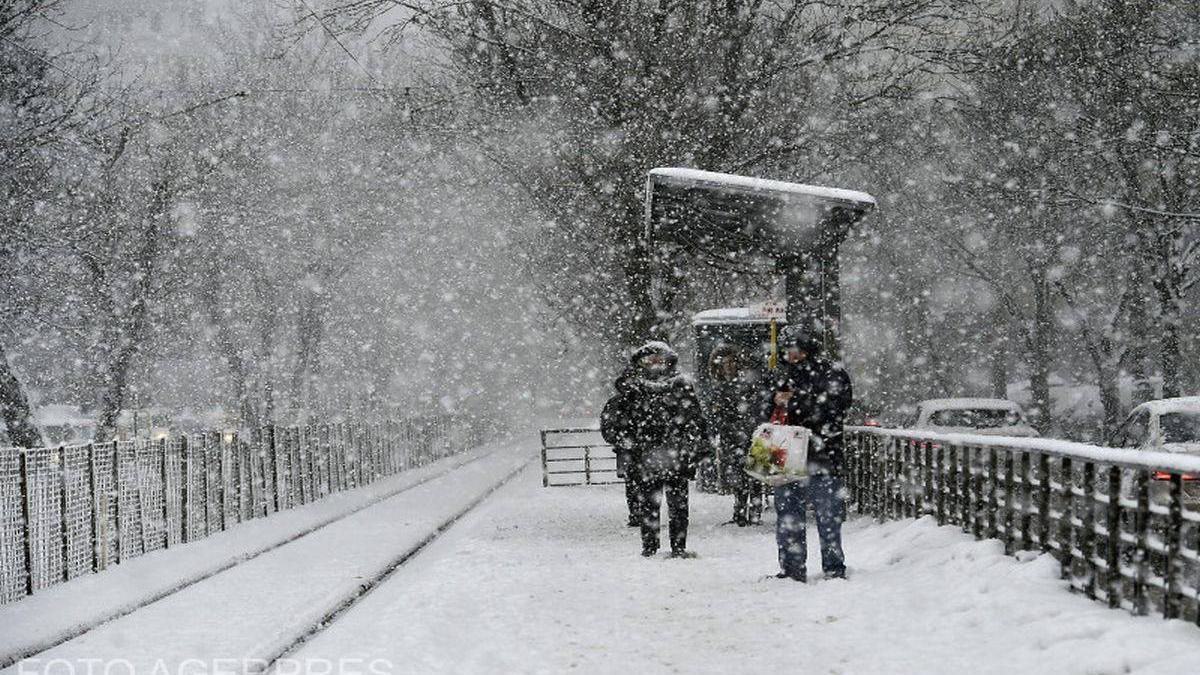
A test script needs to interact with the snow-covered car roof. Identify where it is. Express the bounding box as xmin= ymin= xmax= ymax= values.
xmin=918 ymin=398 xmax=1023 ymax=411
xmin=1131 ymin=396 xmax=1200 ymax=416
